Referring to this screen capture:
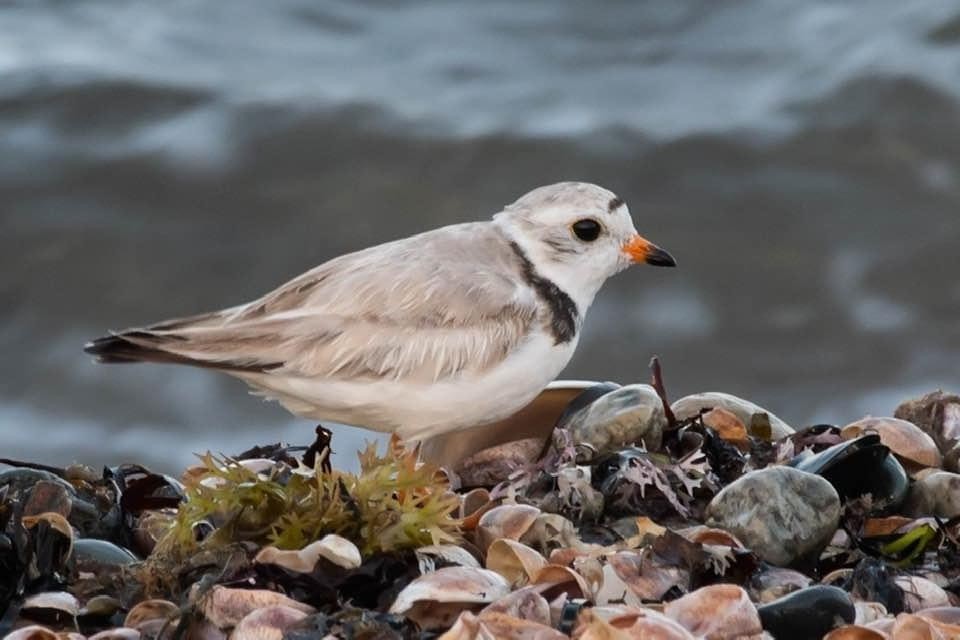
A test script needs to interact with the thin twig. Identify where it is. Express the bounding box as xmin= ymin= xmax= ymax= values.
xmin=649 ymin=356 xmax=677 ymax=429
